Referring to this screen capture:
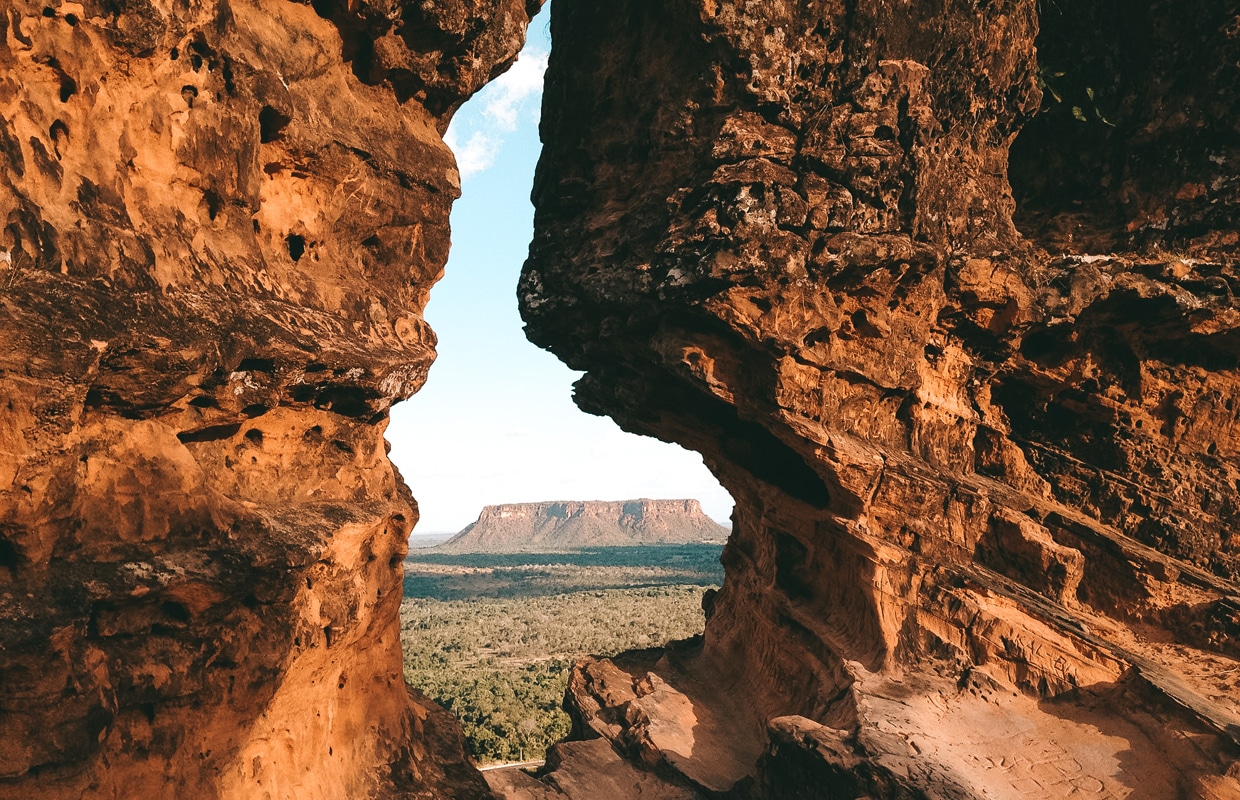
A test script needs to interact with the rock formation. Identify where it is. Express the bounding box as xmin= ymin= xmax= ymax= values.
xmin=517 ymin=0 xmax=1240 ymax=797
xmin=6 ymin=0 xmax=1240 ymax=796
xmin=0 ymin=0 xmax=539 ymax=797
xmin=438 ymin=499 xmax=729 ymax=552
